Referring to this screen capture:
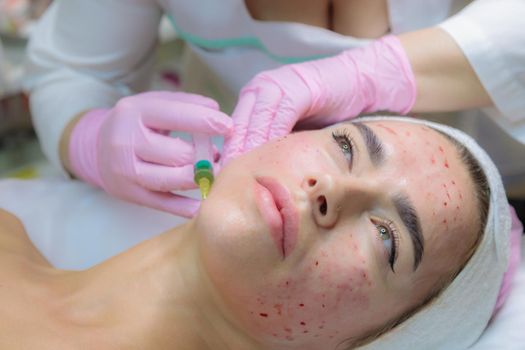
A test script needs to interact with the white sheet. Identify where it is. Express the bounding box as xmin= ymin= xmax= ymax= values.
xmin=0 ymin=178 xmax=523 ymax=348
xmin=0 ymin=177 xmax=185 ymax=269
